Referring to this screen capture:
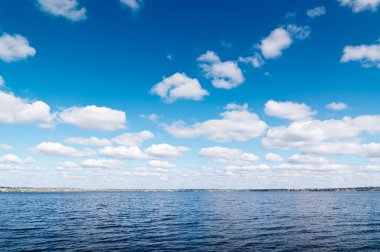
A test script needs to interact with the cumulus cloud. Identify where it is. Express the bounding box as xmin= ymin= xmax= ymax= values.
xmin=0 ymin=91 xmax=53 ymax=128
xmin=144 ymin=144 xmax=189 ymax=158
xmin=264 ymin=100 xmax=316 ymax=121
xmin=120 ymin=0 xmax=143 ymax=11
xmin=306 ymin=6 xmax=326 ymax=18
xmin=339 ymin=0 xmax=380 ymax=12
xmin=59 ymin=105 xmax=126 ymax=131
xmin=65 ymin=137 xmax=111 ymax=147
xmin=165 ymin=104 xmax=267 ymax=142
xmin=37 ymin=0 xmax=87 ymax=21
xmin=0 ymin=144 xmax=12 ymax=151
xmin=112 ymin=130 xmax=154 ymax=146
xmin=341 ymin=41 xmax=380 ymax=68
xmin=326 ymin=102 xmax=348 ymax=111
xmin=148 ymin=160 xmax=176 ymax=169
xmin=260 ymin=25 xmax=310 ymax=59
xmin=0 ymin=33 xmax=36 ymax=62
xmin=200 ymin=146 xmax=259 ymax=166
xmin=0 ymin=154 xmax=35 ymax=164
xmin=33 ymin=142 xmax=95 ymax=157
xmin=198 ymin=51 xmax=244 ymax=89
xmin=151 ymin=73 xmax=209 ymax=102
xmin=239 ymin=53 xmax=264 ymax=68
xmin=288 ymin=154 xmax=329 ymax=165
xmin=265 ymin=152 xmax=284 ymax=162
xmin=57 ymin=161 xmax=82 ymax=170
xmin=81 ymin=159 xmax=124 ymax=169
xmin=99 ymin=146 xmax=146 ymax=159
